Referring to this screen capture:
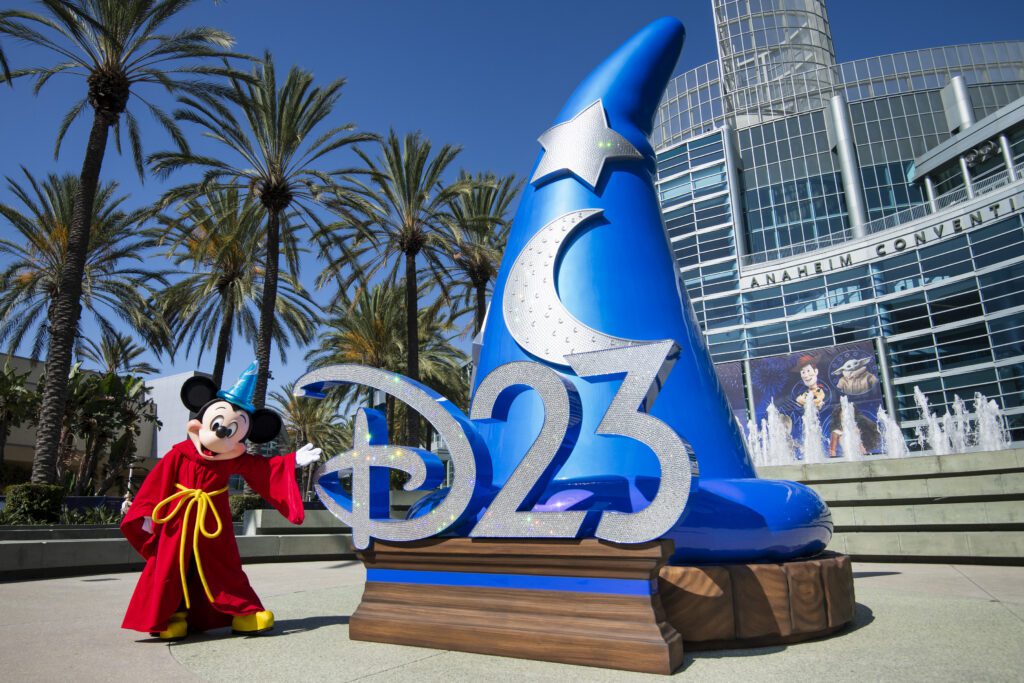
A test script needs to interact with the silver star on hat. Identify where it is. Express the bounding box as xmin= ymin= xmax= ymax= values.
xmin=530 ymin=99 xmax=643 ymax=191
